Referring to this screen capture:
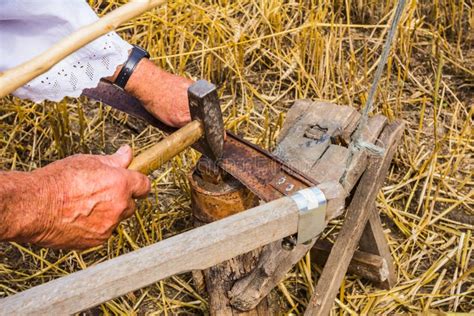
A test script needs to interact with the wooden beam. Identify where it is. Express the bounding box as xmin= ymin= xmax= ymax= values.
xmin=0 ymin=196 xmax=299 ymax=314
xmin=304 ymin=121 xmax=404 ymax=316
xmin=311 ymin=239 xmax=390 ymax=285
xmin=358 ymin=204 xmax=397 ymax=288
